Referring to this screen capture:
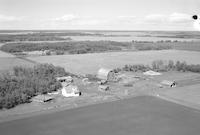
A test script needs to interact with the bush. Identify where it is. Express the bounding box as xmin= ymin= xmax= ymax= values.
xmin=122 ymin=64 xmax=150 ymax=72
xmin=55 ymin=50 xmax=65 ymax=55
xmin=134 ymin=43 xmax=172 ymax=51
xmin=0 ymin=64 xmax=68 ymax=109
